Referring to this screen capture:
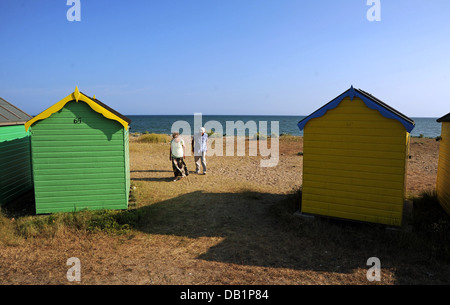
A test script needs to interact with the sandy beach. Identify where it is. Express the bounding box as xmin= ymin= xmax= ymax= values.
xmin=0 ymin=135 xmax=447 ymax=285
xmin=406 ymin=137 xmax=440 ymax=195
xmin=130 ymin=135 xmax=440 ymax=197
